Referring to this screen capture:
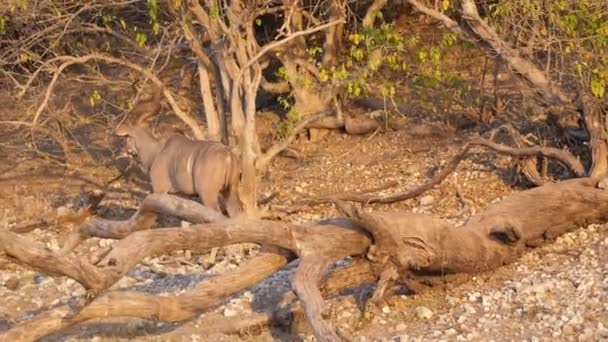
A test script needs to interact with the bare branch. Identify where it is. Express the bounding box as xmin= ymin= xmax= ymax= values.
xmin=24 ymin=54 xmax=205 ymax=139
xmin=238 ymin=19 xmax=345 ymax=80
xmin=257 ymin=111 xmax=333 ymax=171
xmin=362 ymin=0 xmax=388 ymax=28
xmin=405 ymin=0 xmax=466 ymax=35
